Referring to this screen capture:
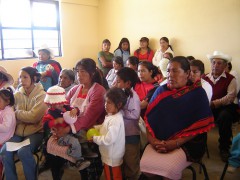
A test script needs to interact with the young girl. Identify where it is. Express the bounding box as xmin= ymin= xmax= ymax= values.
xmin=93 ymin=87 xmax=127 ymax=180
xmin=0 ymin=88 xmax=16 ymax=179
xmin=114 ymin=38 xmax=130 ymax=66
xmin=126 ymin=56 xmax=139 ymax=73
xmin=106 ymin=56 xmax=124 ymax=88
xmin=98 ymin=39 xmax=114 ymax=77
xmin=116 ymin=67 xmax=141 ymax=179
